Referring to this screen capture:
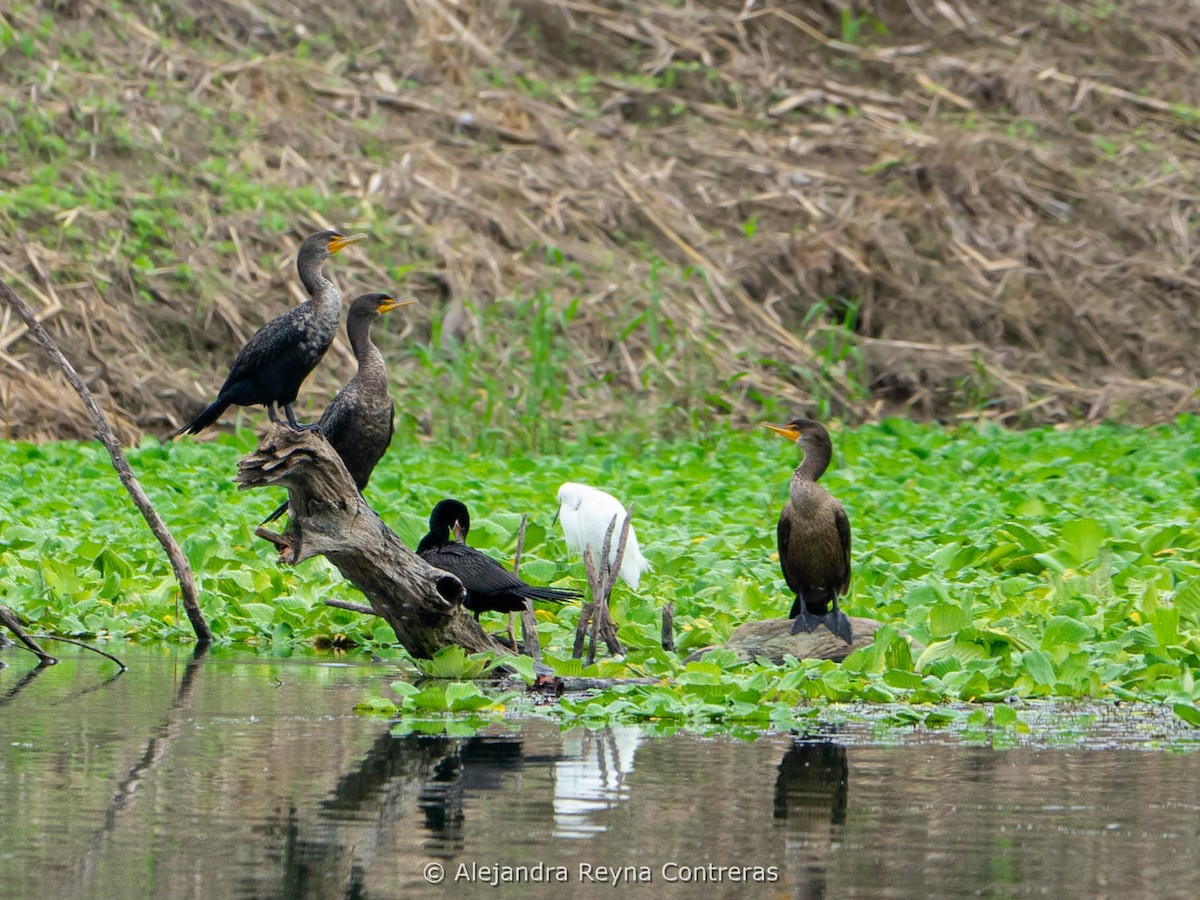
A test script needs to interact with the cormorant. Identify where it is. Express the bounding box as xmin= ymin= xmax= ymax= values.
xmin=417 ymin=499 xmax=582 ymax=619
xmin=172 ymin=229 xmax=366 ymax=436
xmin=262 ymin=292 xmax=414 ymax=524
xmin=555 ymin=483 xmax=651 ymax=590
xmin=763 ymin=418 xmax=852 ymax=642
